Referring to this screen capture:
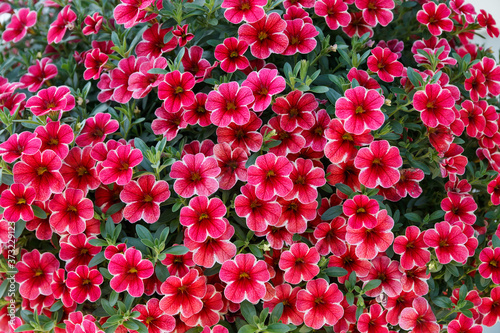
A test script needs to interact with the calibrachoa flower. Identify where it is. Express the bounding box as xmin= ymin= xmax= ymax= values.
xmin=82 ymin=13 xmax=103 ymax=36
xmin=219 ymin=253 xmax=270 ymax=304
xmin=83 ymin=49 xmax=108 ymax=81
xmin=282 ymin=19 xmax=318 ymax=56
xmin=15 ymin=250 xmax=59 ymax=300
xmin=399 ymin=297 xmax=439 ymax=333
xmin=206 ymin=81 xmax=254 ymax=127
xmin=413 ymin=83 xmax=456 ymax=128
xmin=60 ymin=234 xmax=101 ymax=271
xmin=441 ymin=192 xmax=477 ymax=225
xmin=136 ymin=23 xmax=177 ymax=58
xmin=120 ymin=174 xmax=170 ymax=223
xmin=314 ymin=216 xmax=347 ymax=256
xmin=47 ymin=5 xmax=77 ymax=44
xmin=285 ymin=158 xmax=325 ymax=203
xmin=221 ymin=0 xmax=267 ymax=24
xmin=279 ymin=243 xmax=320 ymax=284
xmin=272 ymin=90 xmax=318 ymax=131
xmin=314 ymin=0 xmax=351 ymax=31
xmin=0 ymin=183 xmax=36 ymax=222
xmin=2 ymin=8 xmax=37 ymax=43
xmin=25 ymin=85 xmax=75 ymax=118
xmin=170 ymin=153 xmax=221 ymax=198
xmin=242 ymin=68 xmax=286 ymax=112
xmin=60 ymin=147 xmax=100 ymax=194
xmin=75 ymin=113 xmax=120 ymax=147
xmin=361 ymin=256 xmax=402 ymax=297
xmin=213 ymin=142 xmax=248 ymax=190
xmin=448 ymin=315 xmax=483 ymax=333
xmin=108 ymin=248 xmax=154 ymax=297
xmin=247 ymin=153 xmax=293 ymax=201
xmin=342 ymin=194 xmax=379 ymax=229
xmin=366 ymin=47 xmax=403 ymax=82
xmin=416 ymin=2 xmax=453 ymax=36
xmin=133 ymin=298 xmax=176 ymax=333
xmin=479 ymin=247 xmax=500 ymax=284
xmin=99 ymin=144 xmax=143 ymax=186
xmin=49 ymin=188 xmax=94 ymax=235
xmin=296 ymin=279 xmax=344 ymax=329
xmin=357 ymin=303 xmax=388 ymax=333
xmin=355 ymin=0 xmax=394 ymax=27
xmin=180 ymin=195 xmax=226 ymax=242
xmin=479 ymin=286 xmax=500 ymax=327
xmin=423 ymin=221 xmax=468 ymax=264
xmin=393 ymin=226 xmax=430 ymax=270
xmin=263 ymin=284 xmax=303 ymax=325
xmin=66 ymin=266 xmax=103 ymax=304
xmin=215 ymin=38 xmax=250 ymax=73
xmin=20 ymin=58 xmax=58 ymax=93
xmin=158 ymin=71 xmax=196 ymax=113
